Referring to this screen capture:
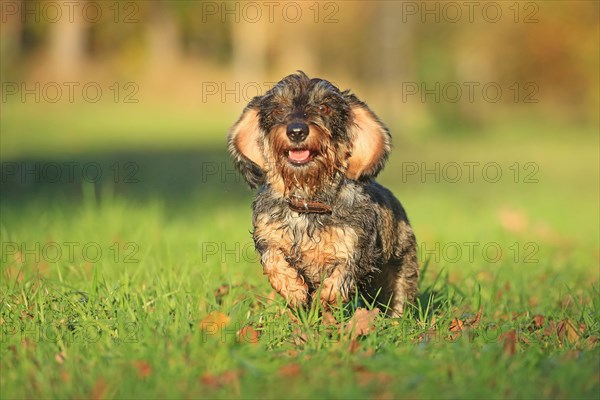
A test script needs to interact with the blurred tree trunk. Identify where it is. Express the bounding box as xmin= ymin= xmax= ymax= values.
xmin=231 ymin=21 xmax=267 ymax=84
xmin=48 ymin=0 xmax=87 ymax=78
xmin=371 ymin=2 xmax=415 ymax=125
xmin=276 ymin=22 xmax=316 ymax=77
xmin=146 ymin=1 xmax=182 ymax=70
xmin=0 ymin=0 xmax=22 ymax=77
